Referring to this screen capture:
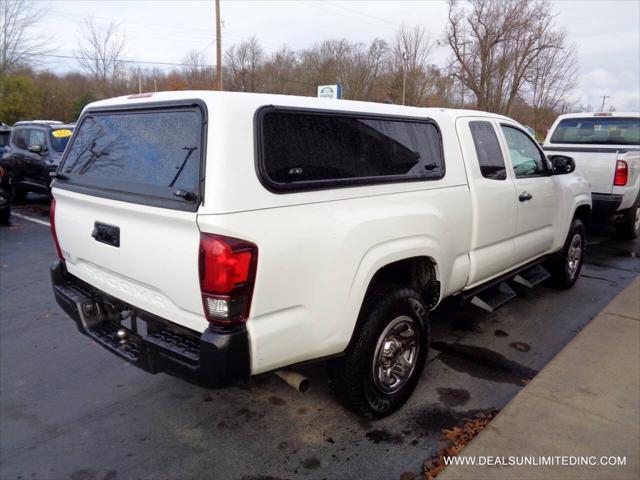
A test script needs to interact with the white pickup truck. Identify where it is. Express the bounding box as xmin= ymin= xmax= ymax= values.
xmin=50 ymin=91 xmax=591 ymax=418
xmin=543 ymin=112 xmax=640 ymax=238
